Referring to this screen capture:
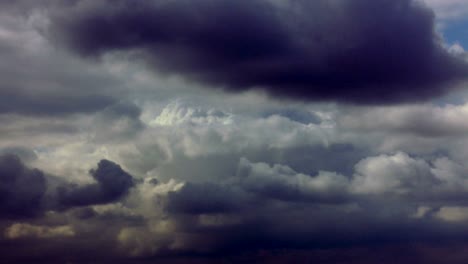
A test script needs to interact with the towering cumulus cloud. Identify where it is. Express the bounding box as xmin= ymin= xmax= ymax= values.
xmin=46 ymin=0 xmax=468 ymax=103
